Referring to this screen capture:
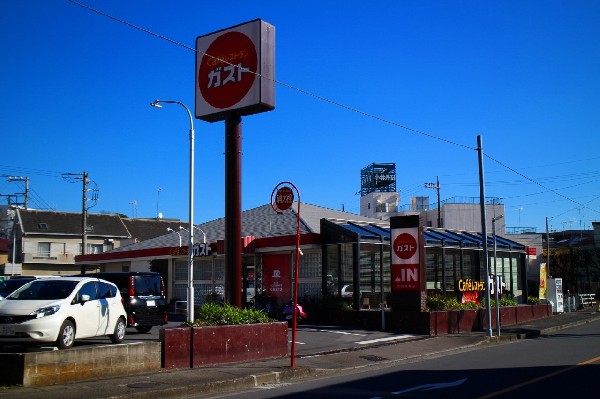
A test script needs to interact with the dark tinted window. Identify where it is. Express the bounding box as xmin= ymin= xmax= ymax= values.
xmin=76 ymin=281 xmax=98 ymax=302
xmin=10 ymin=280 xmax=78 ymax=300
xmin=133 ymin=276 xmax=163 ymax=296
xmin=97 ymin=281 xmax=116 ymax=298
xmin=0 ymin=279 xmax=35 ymax=296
